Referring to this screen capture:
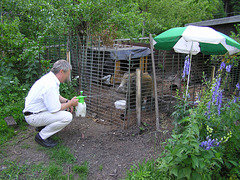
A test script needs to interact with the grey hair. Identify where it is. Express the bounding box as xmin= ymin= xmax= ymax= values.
xmin=51 ymin=60 xmax=72 ymax=74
